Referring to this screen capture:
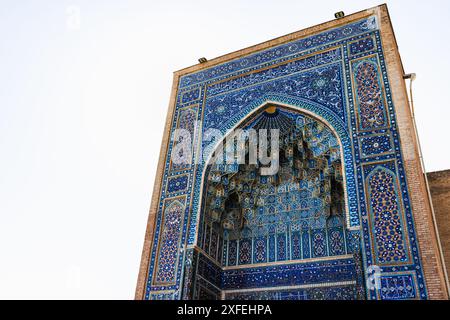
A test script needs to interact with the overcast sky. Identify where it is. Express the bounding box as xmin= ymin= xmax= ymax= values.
xmin=1 ymin=0 xmax=449 ymax=299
